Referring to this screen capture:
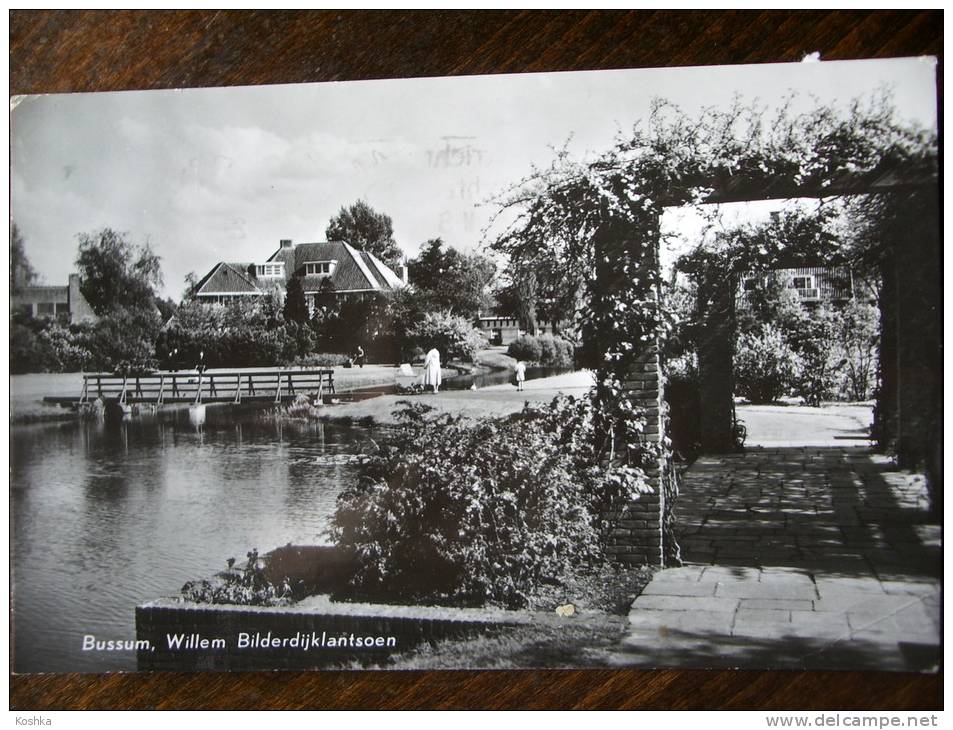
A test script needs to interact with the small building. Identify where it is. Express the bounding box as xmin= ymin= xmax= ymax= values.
xmin=192 ymin=239 xmax=408 ymax=309
xmin=477 ymin=315 xmax=522 ymax=346
xmin=12 ymin=274 xmax=98 ymax=324
xmin=738 ymin=265 xmax=856 ymax=307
